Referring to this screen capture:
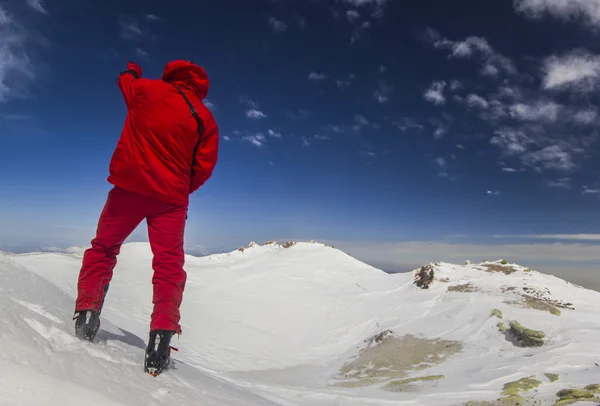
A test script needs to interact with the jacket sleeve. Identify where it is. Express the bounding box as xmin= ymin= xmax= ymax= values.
xmin=117 ymin=62 xmax=142 ymax=108
xmin=190 ymin=115 xmax=219 ymax=194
